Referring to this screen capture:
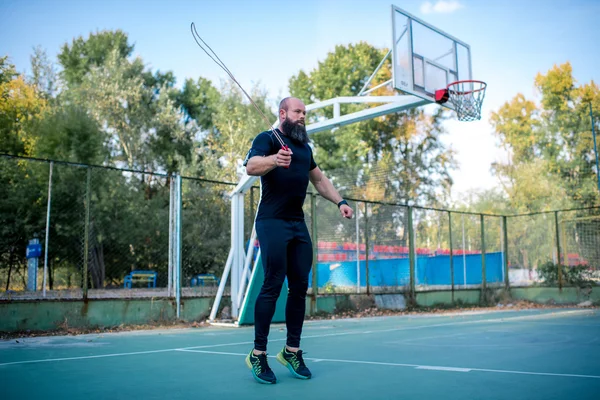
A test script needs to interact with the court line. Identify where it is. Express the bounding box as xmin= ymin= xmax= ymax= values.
xmin=177 ymin=349 xmax=600 ymax=380
xmin=0 ymin=349 xmax=175 ymax=367
xmin=0 ymin=310 xmax=593 ymax=367
xmin=184 ymin=310 xmax=590 ymax=349
xmin=180 ymin=310 xmax=594 ymax=351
